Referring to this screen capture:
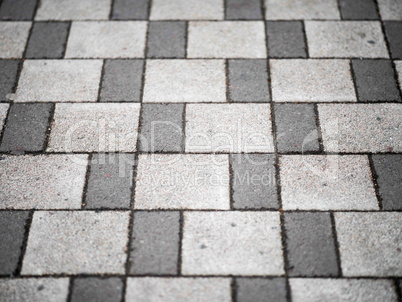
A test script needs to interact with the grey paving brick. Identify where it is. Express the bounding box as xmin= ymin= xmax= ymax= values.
xmin=130 ymin=211 xmax=180 ymax=275
xmin=225 ymin=0 xmax=262 ymax=20
xmin=0 ymin=22 xmax=31 ymax=59
xmin=236 ymin=278 xmax=287 ymax=302
xmin=274 ymin=104 xmax=319 ymax=153
xmin=147 ymin=21 xmax=185 ymax=58
xmin=284 ymin=212 xmax=339 ymax=277
xmin=85 ymin=154 xmax=135 ymax=209
xmin=100 ymin=60 xmax=144 ymax=102
xmin=71 ymin=278 xmax=123 ymax=302
xmin=228 ymin=60 xmax=270 ymax=102
xmin=231 ymin=154 xmax=278 ymax=209
xmin=139 ymin=103 xmax=184 ymax=152
xmin=384 ymin=22 xmax=402 ymax=59
xmin=150 ymin=0 xmax=224 ymax=20
xmin=372 ymin=155 xmax=402 ymax=210
xmin=352 ymin=60 xmax=400 ymax=102
xmin=0 ymin=211 xmax=29 ymax=275
xmin=112 ymin=0 xmax=150 ymax=20
xmin=0 ymin=60 xmax=19 ymax=101
xmin=0 ymin=0 xmax=37 ymax=20
xmin=378 ymin=0 xmax=402 ymax=20
xmin=338 ymin=0 xmax=378 ymax=20
xmin=266 ymin=21 xmax=307 ymax=58
xmin=0 ymin=103 xmax=8 ymax=133
xmin=0 ymin=103 xmax=52 ymax=152
xmin=25 ymin=22 xmax=69 ymax=59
